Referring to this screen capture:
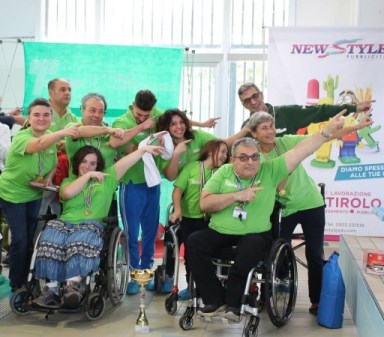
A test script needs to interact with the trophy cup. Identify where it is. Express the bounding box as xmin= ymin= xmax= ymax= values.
xmin=131 ymin=269 xmax=155 ymax=333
